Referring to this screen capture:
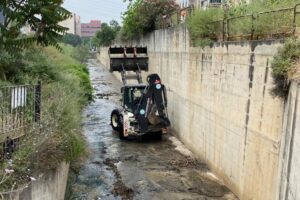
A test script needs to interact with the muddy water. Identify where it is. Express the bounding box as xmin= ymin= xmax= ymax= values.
xmin=68 ymin=60 xmax=238 ymax=200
